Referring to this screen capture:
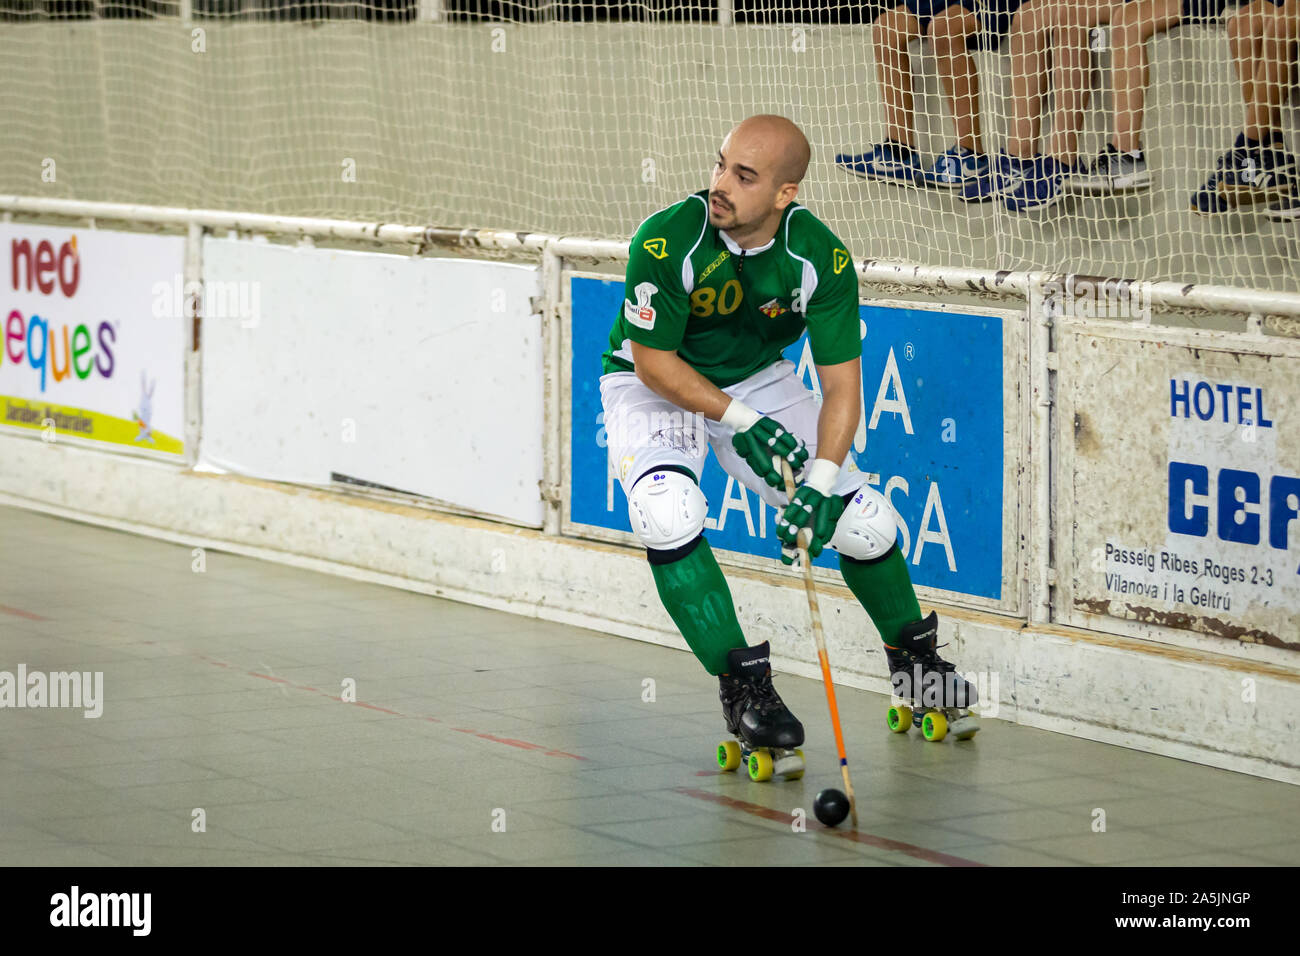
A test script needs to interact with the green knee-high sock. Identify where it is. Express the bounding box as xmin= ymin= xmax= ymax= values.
xmin=649 ymin=538 xmax=746 ymax=675
xmin=838 ymin=546 xmax=922 ymax=646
